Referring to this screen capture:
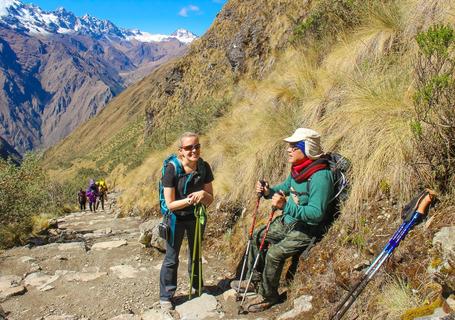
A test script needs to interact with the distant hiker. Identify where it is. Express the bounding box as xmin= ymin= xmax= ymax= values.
xmin=159 ymin=132 xmax=214 ymax=311
xmin=96 ymin=179 xmax=108 ymax=211
xmin=231 ymin=128 xmax=334 ymax=312
xmin=78 ymin=188 xmax=87 ymax=211
xmin=86 ymin=179 xmax=99 ymax=212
